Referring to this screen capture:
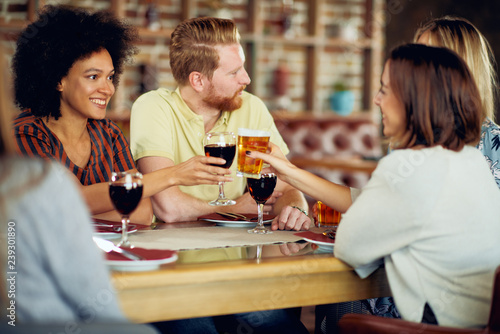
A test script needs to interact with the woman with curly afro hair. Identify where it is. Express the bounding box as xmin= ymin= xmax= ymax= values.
xmin=12 ymin=5 xmax=233 ymax=225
